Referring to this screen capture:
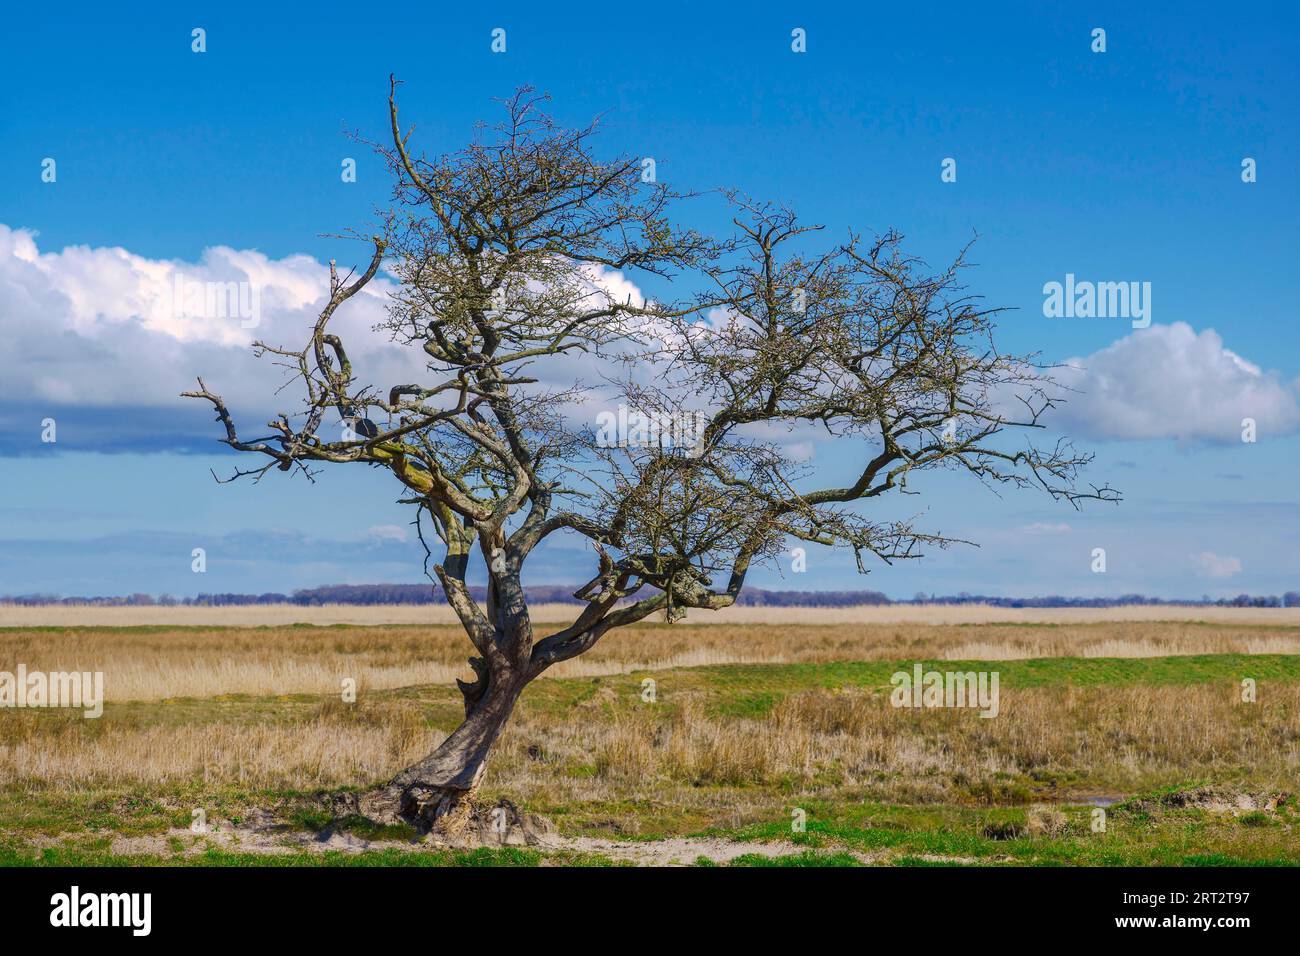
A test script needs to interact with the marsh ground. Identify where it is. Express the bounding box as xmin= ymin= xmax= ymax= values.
xmin=0 ymin=606 xmax=1296 ymax=866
